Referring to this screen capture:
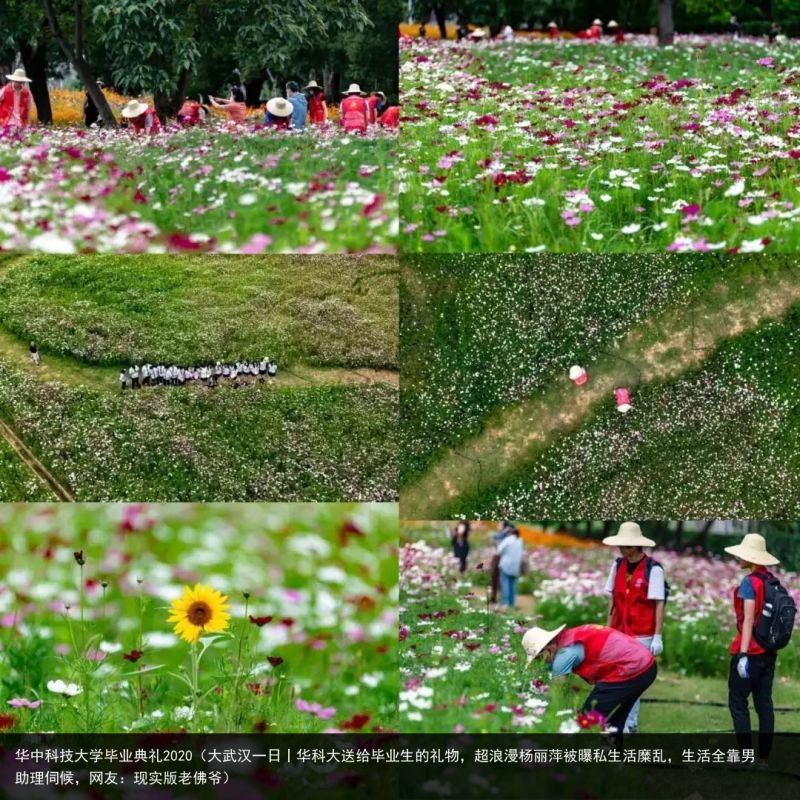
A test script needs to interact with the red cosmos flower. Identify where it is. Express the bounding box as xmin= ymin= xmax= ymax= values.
xmin=483 ymin=704 xmax=497 ymax=713
xmin=280 ymin=617 xmax=295 ymax=627
xmin=166 ymin=233 xmax=202 ymax=251
xmin=339 ymin=713 xmax=371 ymax=731
xmin=133 ymin=189 xmax=148 ymax=204
xmin=267 ymin=656 xmax=284 ymax=667
xmin=0 ymin=168 xmax=11 ymax=182
xmin=399 ymin=626 xmax=409 ymax=641
xmin=463 ymin=642 xmax=481 ymax=651
xmin=577 ymin=709 xmax=607 ymax=730
xmin=0 ymin=714 xmax=15 ymax=730
xmin=253 ymin=720 xmax=268 ymax=733
xmin=474 ymin=114 xmax=499 ymax=127
xmin=339 ymin=520 xmax=365 ymax=546
xmin=681 ymin=203 xmax=701 ymax=219
xmin=123 ymin=649 xmax=143 ymax=663
xmin=788 ymin=150 xmax=800 ymax=160
xmin=73 ymin=551 xmax=85 ymax=566
xmin=249 ymin=615 xmax=273 ymax=627
xmin=363 ymin=194 xmax=384 ymax=217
